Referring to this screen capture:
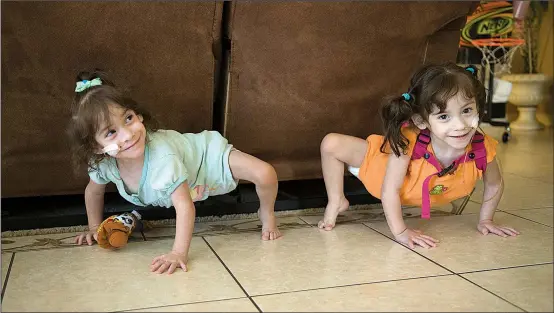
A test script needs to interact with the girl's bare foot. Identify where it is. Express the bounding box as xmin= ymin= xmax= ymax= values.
xmin=318 ymin=197 xmax=349 ymax=231
xmin=258 ymin=208 xmax=282 ymax=240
